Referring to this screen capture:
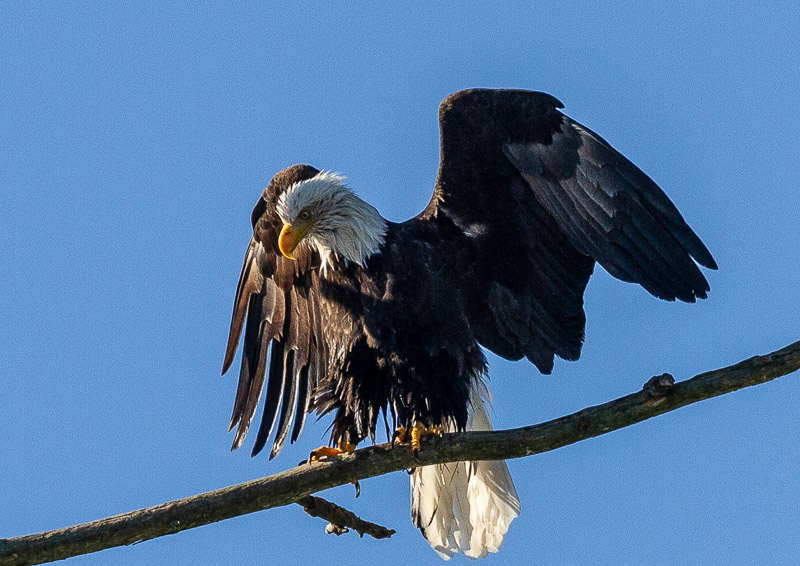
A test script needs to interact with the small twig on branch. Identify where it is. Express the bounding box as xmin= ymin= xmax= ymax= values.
xmin=296 ymin=495 xmax=396 ymax=539
xmin=1 ymin=339 xmax=799 ymax=566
